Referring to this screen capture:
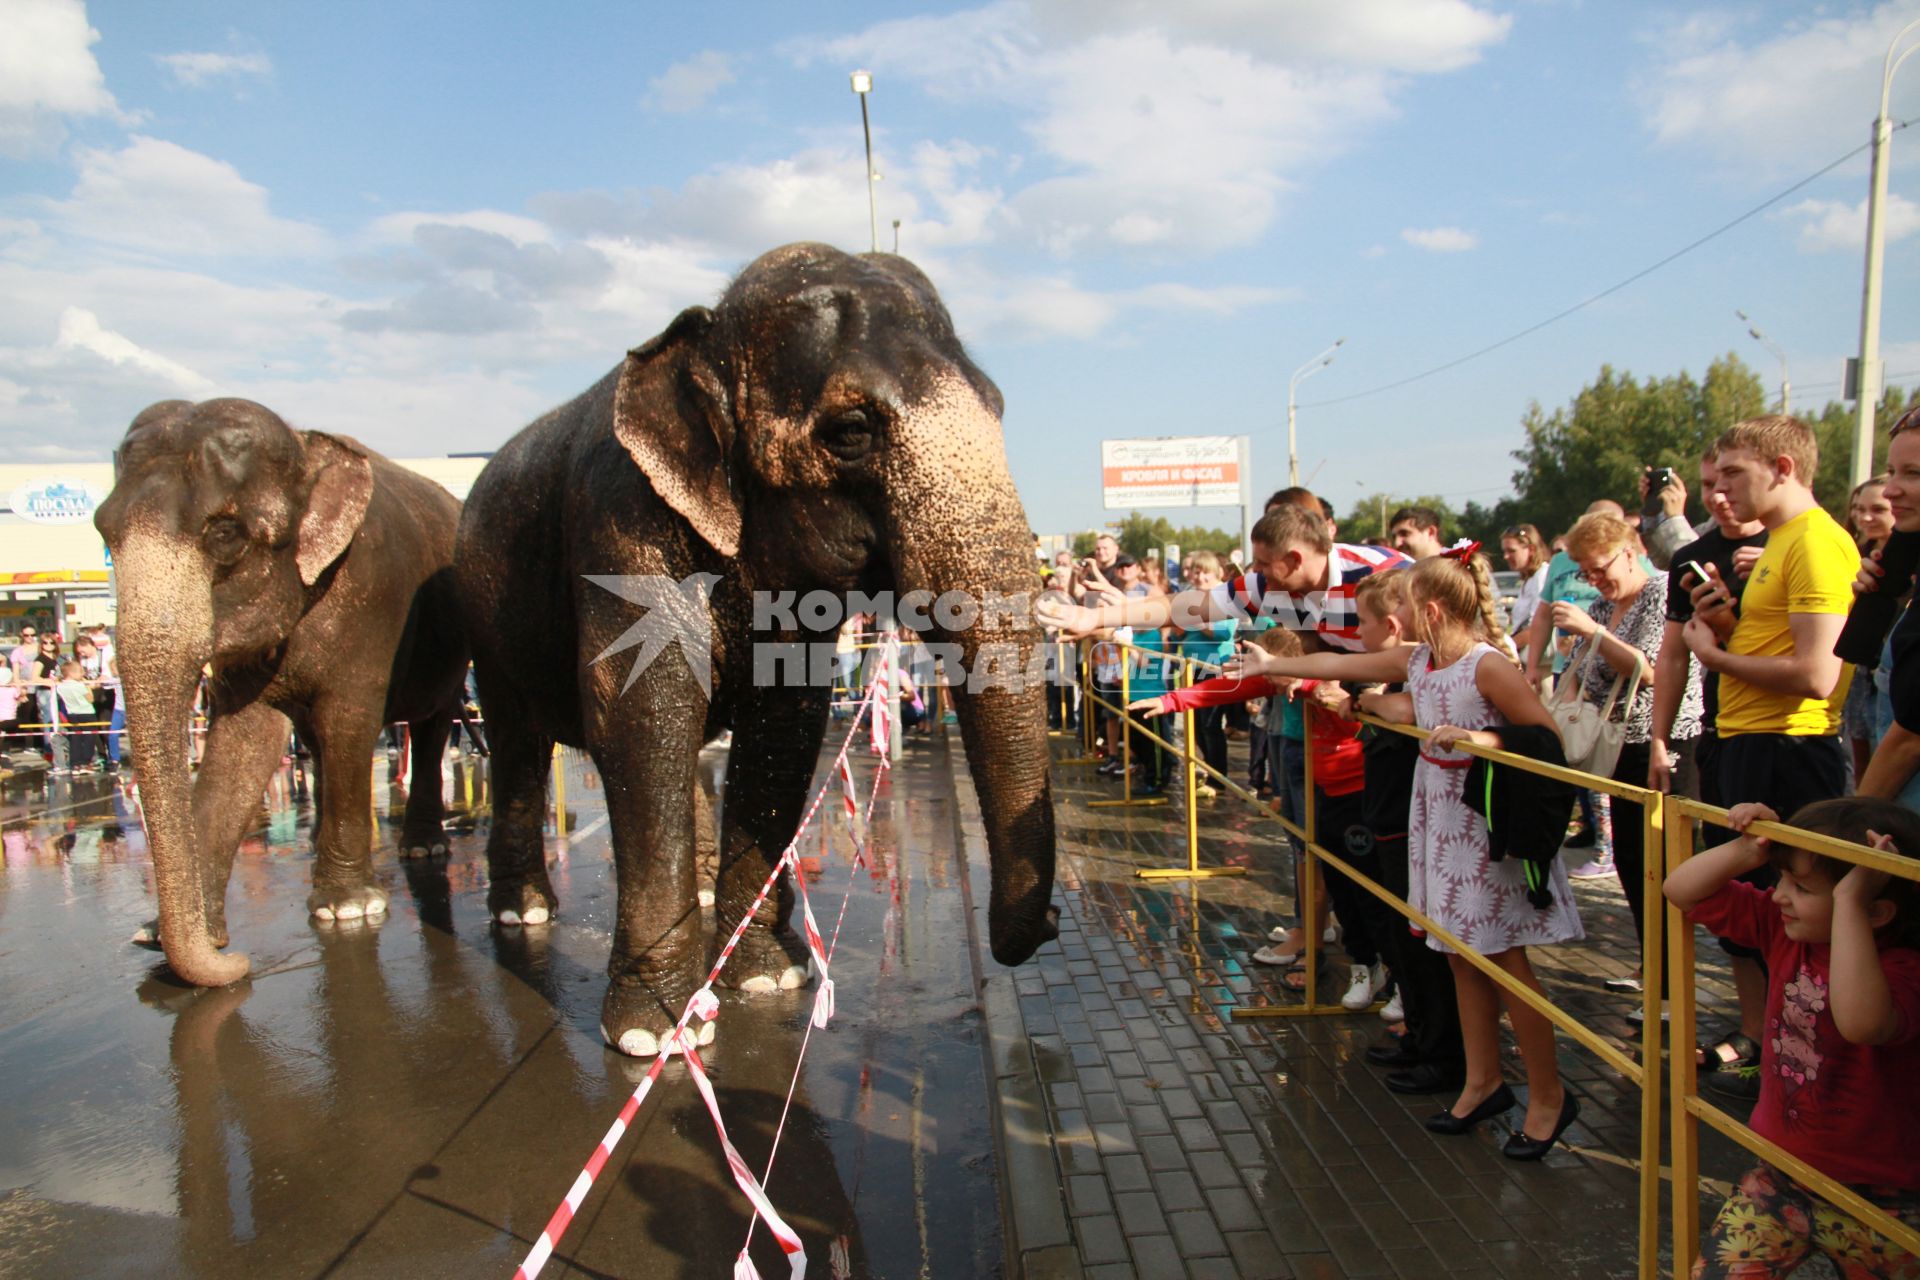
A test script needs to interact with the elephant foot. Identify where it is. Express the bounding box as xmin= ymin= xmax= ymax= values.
xmin=308 ymin=884 xmax=389 ymax=922
xmin=399 ymin=815 xmax=450 ymax=858
xmin=131 ymin=917 xmax=230 ymax=950
xmin=599 ymin=981 xmax=716 ymax=1059
xmin=719 ymin=927 xmax=813 ymax=994
xmin=489 ymin=880 xmax=556 ymax=926
xmin=398 ymin=831 xmax=451 ymax=859
xmin=603 ymin=1018 xmax=716 ymax=1059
